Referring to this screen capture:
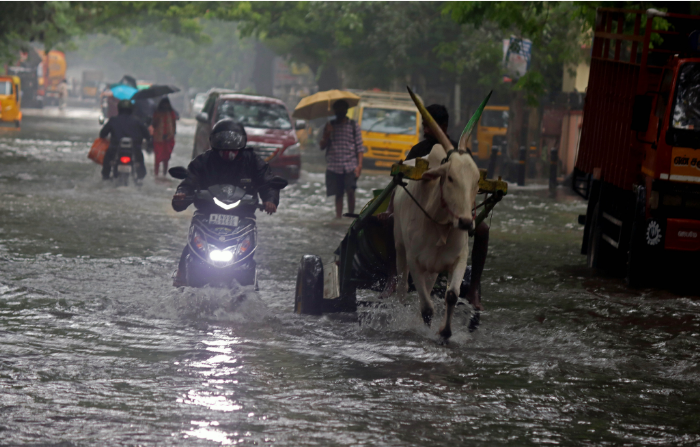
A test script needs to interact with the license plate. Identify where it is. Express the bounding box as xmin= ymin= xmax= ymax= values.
xmin=117 ymin=165 xmax=132 ymax=173
xmin=210 ymin=214 xmax=239 ymax=227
